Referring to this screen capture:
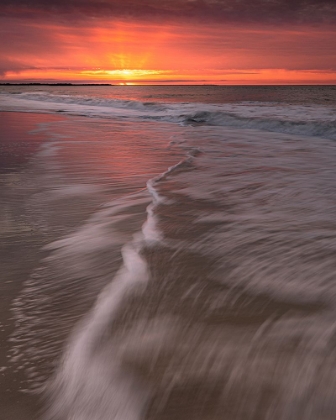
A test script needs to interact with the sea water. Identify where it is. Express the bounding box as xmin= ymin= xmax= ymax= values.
xmin=1 ymin=85 xmax=336 ymax=420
